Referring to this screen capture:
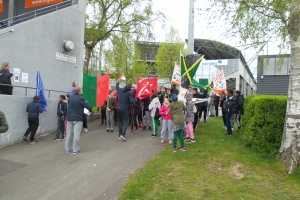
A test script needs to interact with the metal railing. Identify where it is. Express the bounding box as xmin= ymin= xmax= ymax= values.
xmin=0 ymin=83 xmax=69 ymax=98
xmin=0 ymin=0 xmax=77 ymax=28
